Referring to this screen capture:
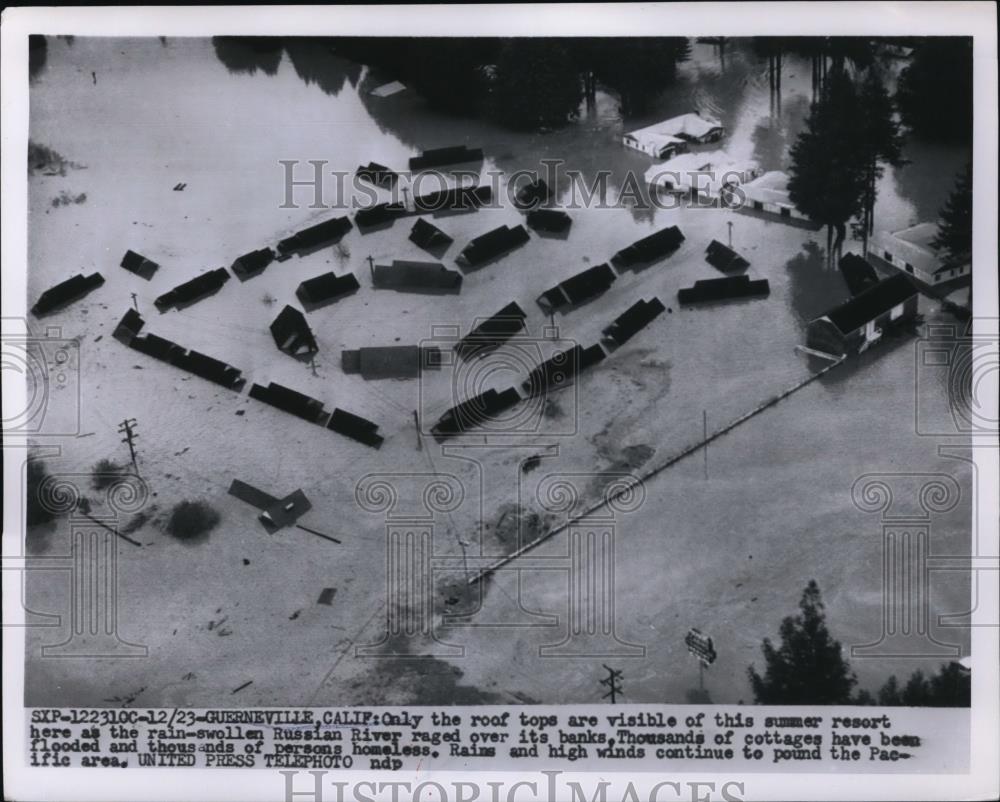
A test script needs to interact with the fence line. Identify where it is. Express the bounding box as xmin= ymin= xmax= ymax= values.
xmin=469 ymin=356 xmax=846 ymax=585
